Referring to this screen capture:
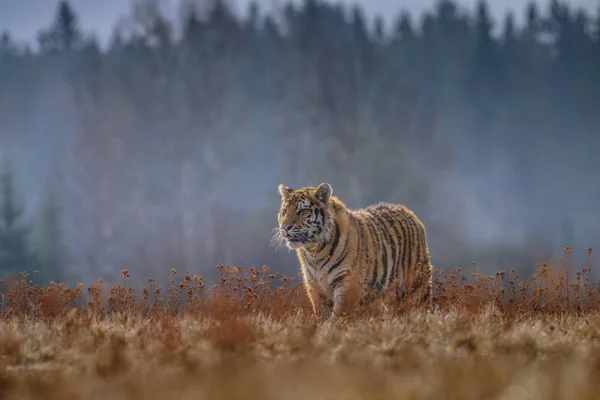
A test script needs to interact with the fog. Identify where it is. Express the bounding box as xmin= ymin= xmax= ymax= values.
xmin=0 ymin=0 xmax=599 ymax=287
